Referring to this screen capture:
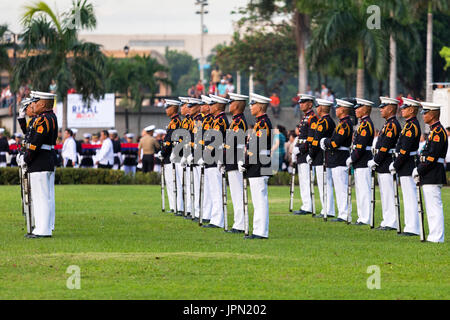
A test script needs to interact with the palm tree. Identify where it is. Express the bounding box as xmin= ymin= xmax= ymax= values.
xmin=308 ymin=0 xmax=386 ymax=98
xmin=12 ymin=0 xmax=106 ymax=132
xmin=0 ymin=25 xmax=13 ymax=72
xmin=106 ymin=54 xmax=172 ymax=133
